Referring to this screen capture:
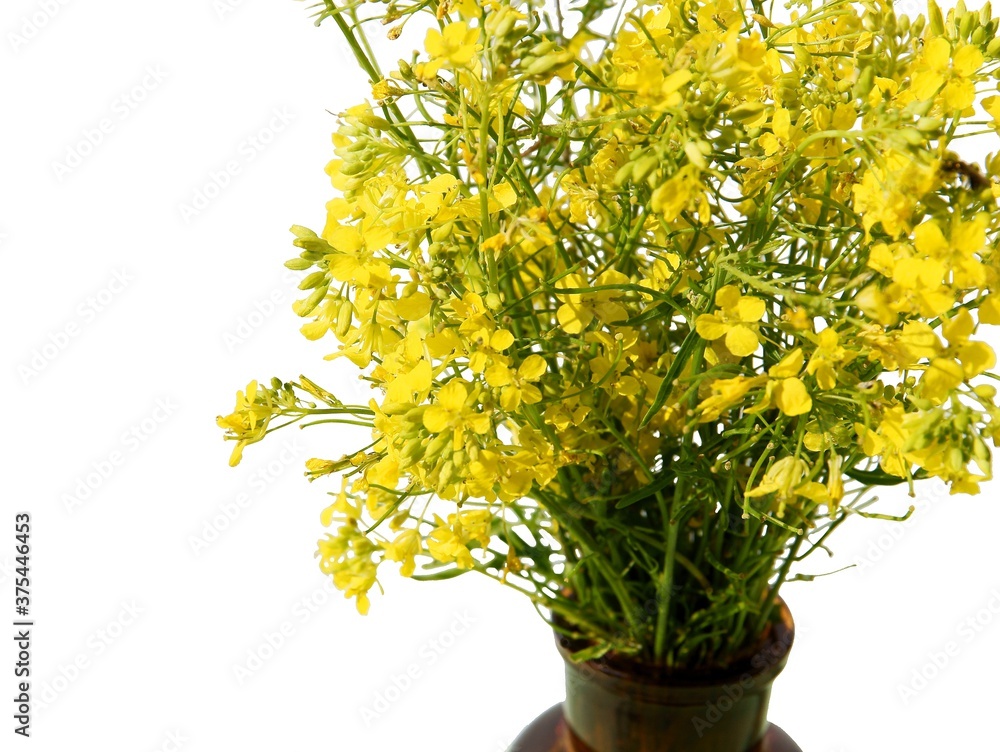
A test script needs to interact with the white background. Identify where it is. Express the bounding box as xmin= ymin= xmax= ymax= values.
xmin=2 ymin=1 xmax=999 ymax=750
